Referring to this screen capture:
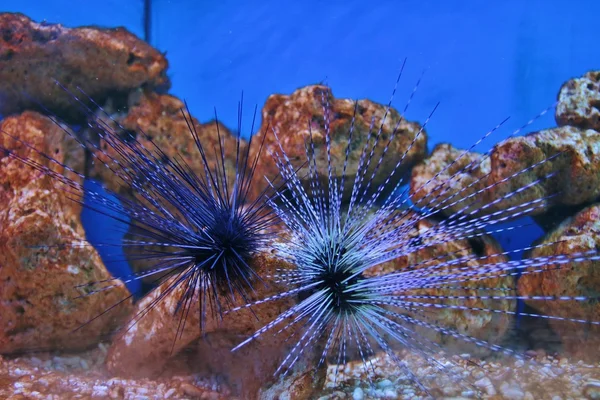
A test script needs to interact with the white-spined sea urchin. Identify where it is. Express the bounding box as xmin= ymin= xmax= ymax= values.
xmin=228 ymin=63 xmax=600 ymax=395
